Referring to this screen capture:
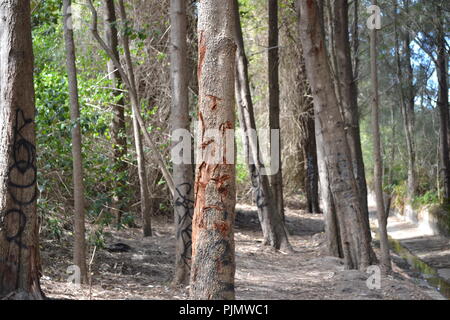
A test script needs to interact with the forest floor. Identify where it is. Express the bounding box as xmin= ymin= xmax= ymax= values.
xmin=40 ymin=200 xmax=442 ymax=300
